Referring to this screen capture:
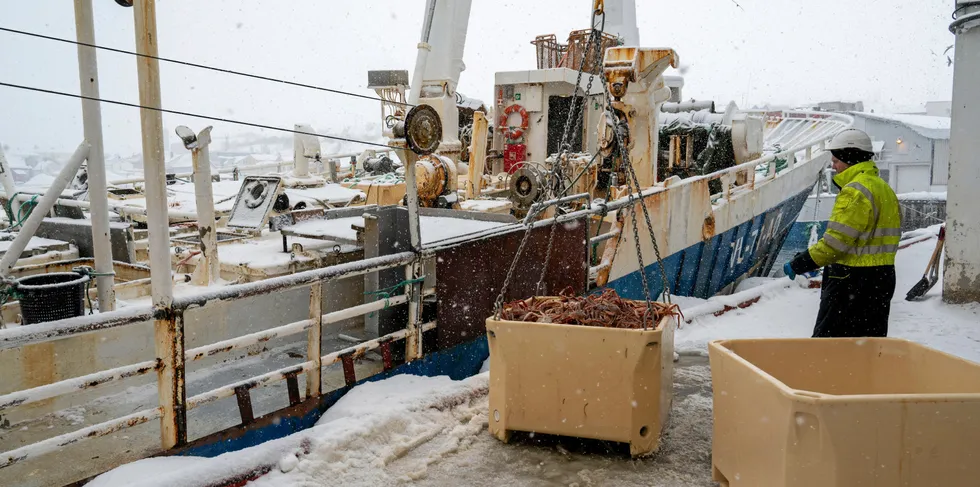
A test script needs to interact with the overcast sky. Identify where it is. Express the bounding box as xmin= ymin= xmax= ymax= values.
xmin=0 ymin=0 xmax=957 ymax=156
